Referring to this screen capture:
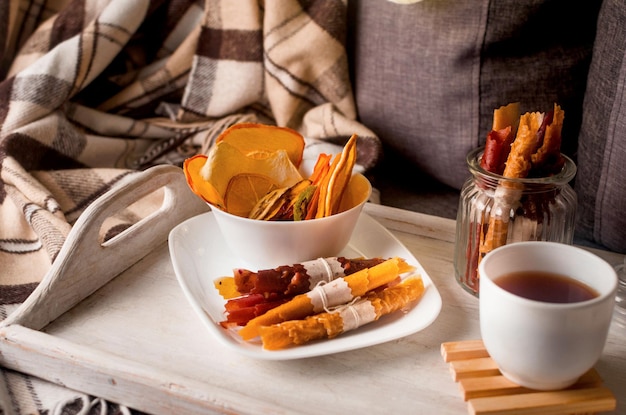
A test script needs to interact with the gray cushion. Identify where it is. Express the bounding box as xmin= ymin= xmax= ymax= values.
xmin=575 ymin=0 xmax=626 ymax=253
xmin=346 ymin=0 xmax=626 ymax=253
xmin=347 ymin=0 xmax=599 ymax=188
